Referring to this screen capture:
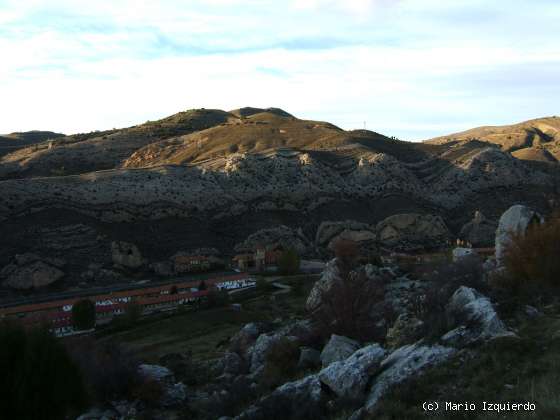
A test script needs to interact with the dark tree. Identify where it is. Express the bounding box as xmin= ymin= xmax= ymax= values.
xmin=0 ymin=321 xmax=87 ymax=419
xmin=72 ymin=299 xmax=96 ymax=330
xmin=277 ymin=249 xmax=301 ymax=275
